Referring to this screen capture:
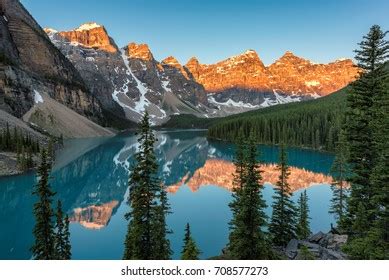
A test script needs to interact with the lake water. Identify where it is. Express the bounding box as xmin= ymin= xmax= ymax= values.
xmin=0 ymin=130 xmax=336 ymax=260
